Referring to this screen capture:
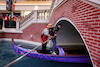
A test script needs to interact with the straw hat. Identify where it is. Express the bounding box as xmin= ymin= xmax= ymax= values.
xmin=47 ymin=24 xmax=53 ymax=28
